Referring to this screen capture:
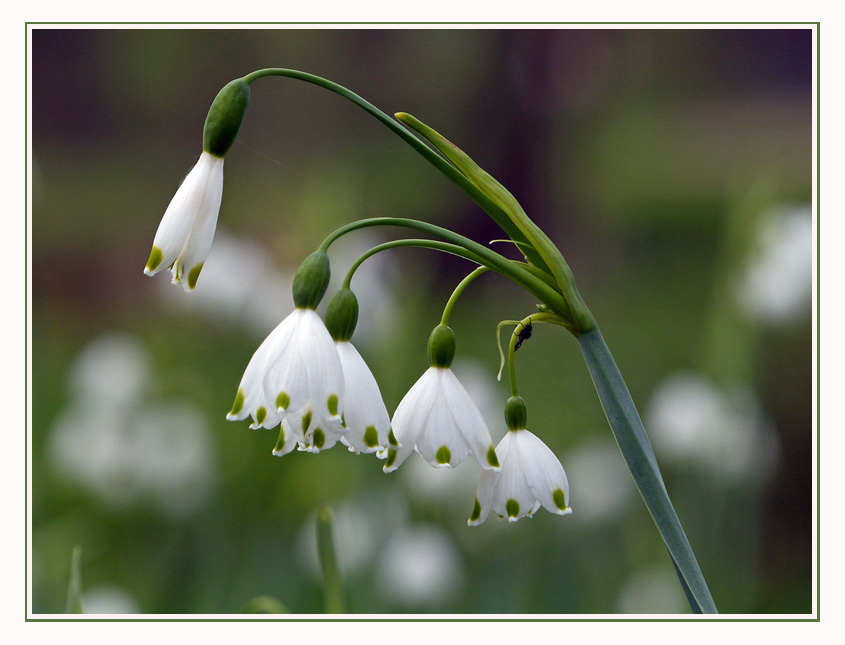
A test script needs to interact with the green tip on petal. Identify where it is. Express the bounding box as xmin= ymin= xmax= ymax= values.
xmin=388 ymin=428 xmax=399 ymax=448
xmin=313 ymin=428 xmax=326 ymax=449
xmin=435 ymin=445 xmax=452 ymax=465
xmin=469 ymin=498 xmax=482 ymax=522
xmin=145 ymin=246 xmax=163 ymax=273
xmin=327 ymin=394 xmax=339 ymax=416
xmin=486 ymin=445 xmax=499 ymax=468
xmin=229 ymin=388 xmax=245 ymax=416
xmin=553 ymin=488 xmax=568 ymax=511
xmin=255 ymin=406 xmax=267 ymax=425
xmin=506 ymin=499 xmax=520 ymax=519
xmin=187 ymin=263 xmax=204 ymax=290
xmin=364 ymin=425 xmax=379 ymax=448
xmin=276 ymin=391 xmax=290 ymax=411
xmin=273 ymin=427 xmax=286 ymax=454
xmin=301 ymin=411 xmax=313 ymax=433
xmin=385 ymin=449 xmax=397 ymax=469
